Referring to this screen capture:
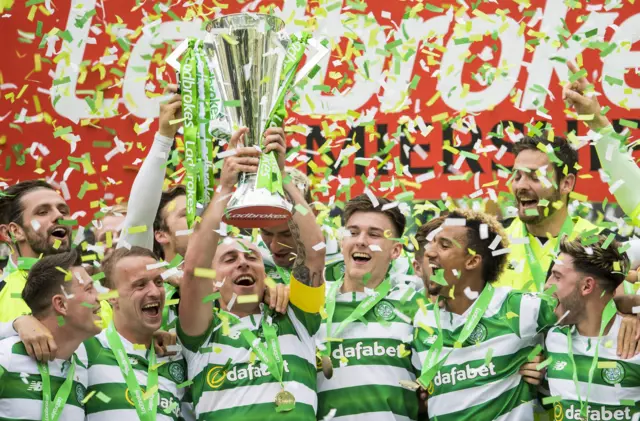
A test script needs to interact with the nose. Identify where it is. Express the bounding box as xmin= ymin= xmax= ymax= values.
xmin=544 ymin=274 xmax=556 ymax=290
xmin=512 ymin=176 xmax=531 ymax=194
xmin=425 ymin=240 xmax=437 ymax=257
xmin=50 ymin=208 xmax=65 ymax=223
xmin=147 ymin=281 xmax=163 ymax=299
xmin=354 ymin=231 xmax=367 ymax=246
